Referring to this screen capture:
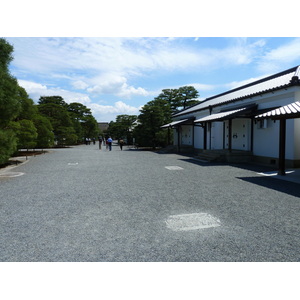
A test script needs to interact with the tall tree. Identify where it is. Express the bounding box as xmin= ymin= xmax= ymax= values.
xmin=107 ymin=114 xmax=137 ymax=144
xmin=15 ymin=119 xmax=38 ymax=150
xmin=177 ymin=86 xmax=199 ymax=109
xmin=14 ymin=86 xmax=54 ymax=149
xmin=155 ymin=86 xmax=200 ymax=112
xmin=0 ymin=38 xmax=21 ymax=164
xmin=33 ymin=114 xmax=54 ymax=148
xmin=134 ymin=98 xmax=171 ymax=148
xmin=155 ymin=89 xmax=180 ymax=113
xmin=67 ymin=102 xmax=98 ymax=142
xmin=38 ymin=96 xmax=76 ymax=145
